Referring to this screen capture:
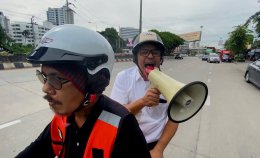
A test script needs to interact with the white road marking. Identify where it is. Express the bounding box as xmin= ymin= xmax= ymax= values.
xmin=205 ymin=96 xmax=210 ymax=106
xmin=0 ymin=120 xmax=21 ymax=130
xmin=209 ymin=72 xmax=212 ymax=75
